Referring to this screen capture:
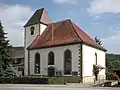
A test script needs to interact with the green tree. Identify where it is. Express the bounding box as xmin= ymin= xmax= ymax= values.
xmin=94 ymin=36 xmax=102 ymax=45
xmin=0 ymin=21 xmax=15 ymax=77
xmin=106 ymin=53 xmax=120 ymax=80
